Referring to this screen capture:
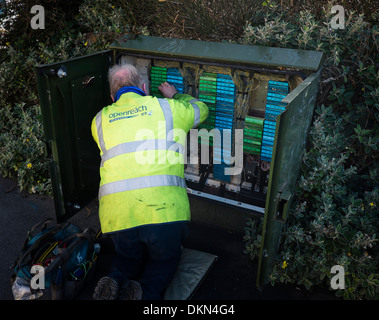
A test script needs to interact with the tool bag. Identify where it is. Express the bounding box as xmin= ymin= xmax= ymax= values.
xmin=11 ymin=219 xmax=99 ymax=300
